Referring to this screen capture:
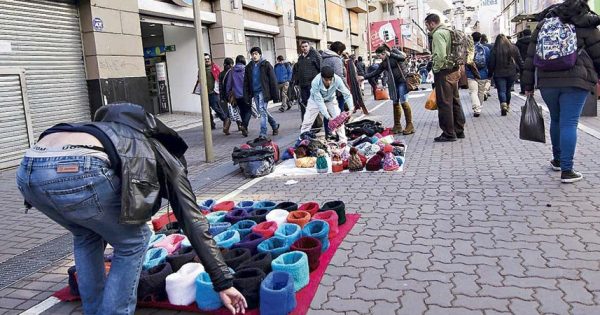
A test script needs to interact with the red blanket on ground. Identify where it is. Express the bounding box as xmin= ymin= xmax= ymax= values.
xmin=54 ymin=214 xmax=361 ymax=315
